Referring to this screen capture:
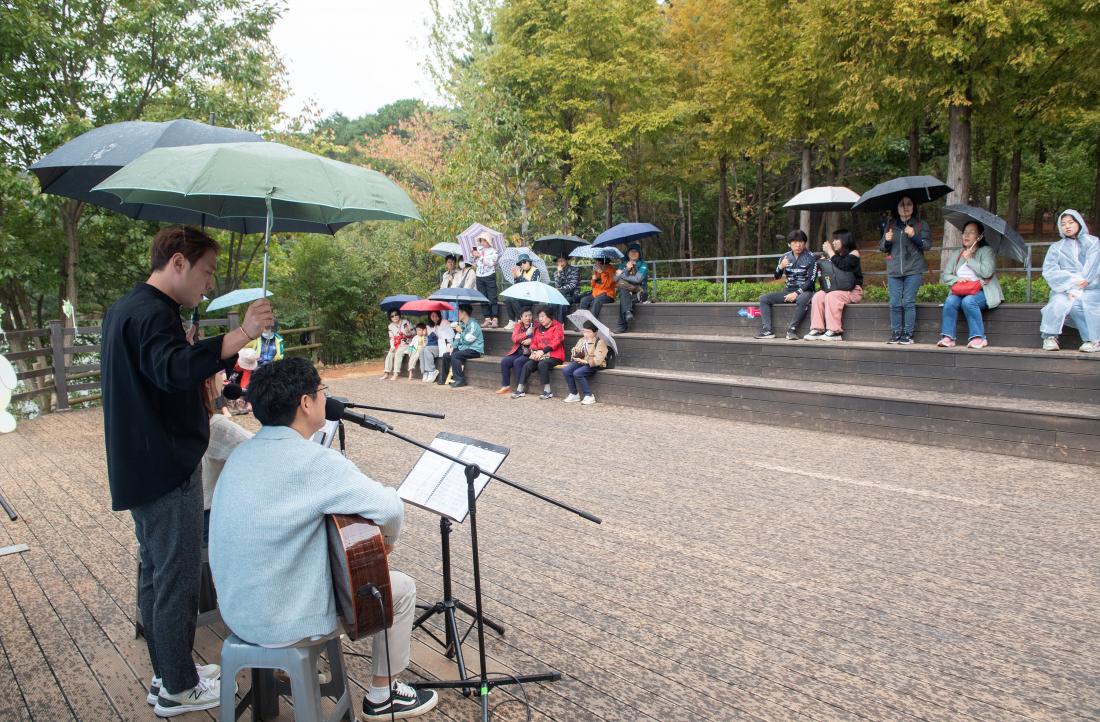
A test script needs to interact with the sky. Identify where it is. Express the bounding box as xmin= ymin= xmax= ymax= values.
xmin=269 ymin=0 xmax=452 ymax=121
